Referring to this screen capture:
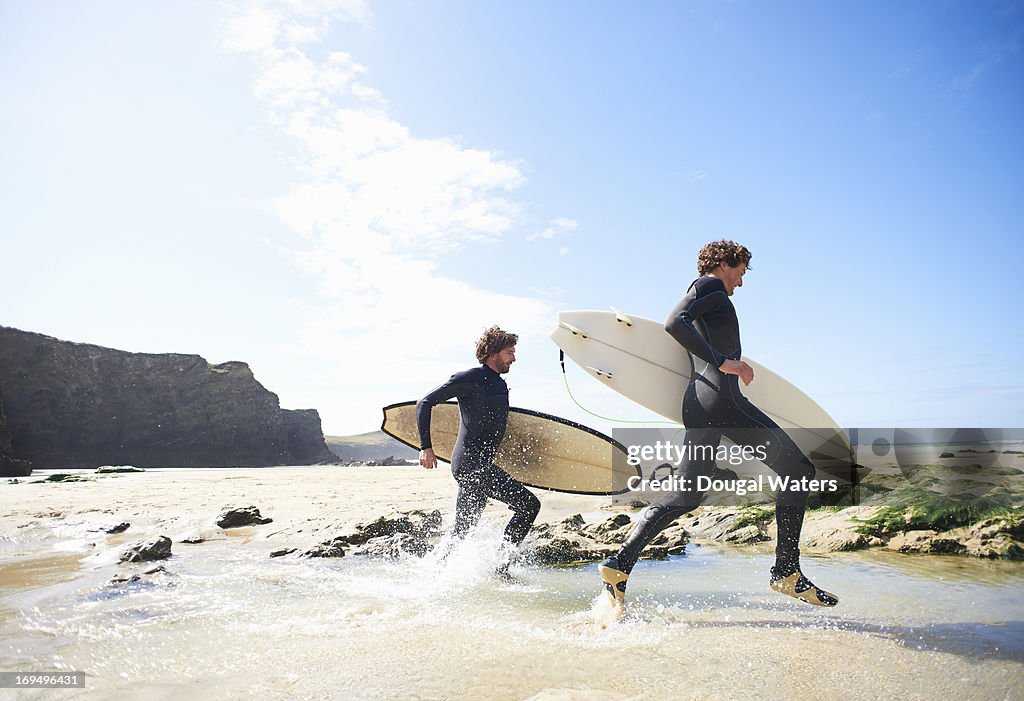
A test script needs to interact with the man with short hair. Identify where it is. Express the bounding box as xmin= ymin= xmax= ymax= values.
xmin=417 ymin=326 xmax=541 ymax=570
xmin=599 ymin=240 xmax=838 ymax=613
